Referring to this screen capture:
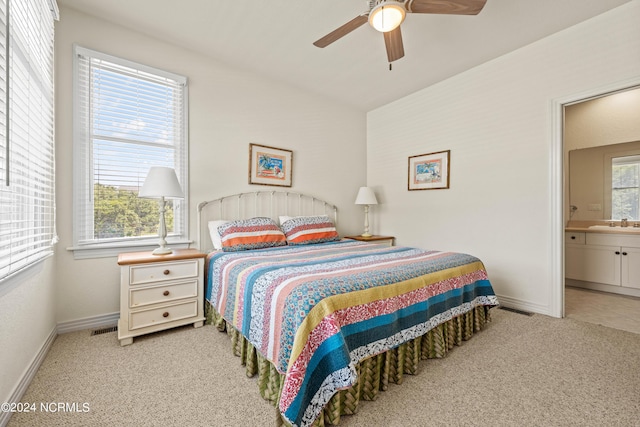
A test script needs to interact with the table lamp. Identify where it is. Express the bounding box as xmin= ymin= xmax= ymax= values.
xmin=354 ymin=187 xmax=378 ymax=237
xmin=139 ymin=167 xmax=184 ymax=255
